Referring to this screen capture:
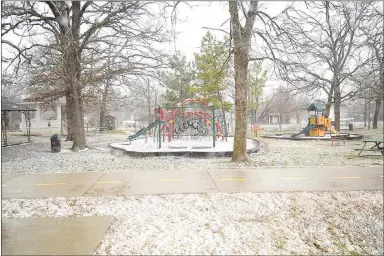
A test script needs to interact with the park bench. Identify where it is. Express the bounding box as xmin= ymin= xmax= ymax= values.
xmin=93 ymin=127 xmax=108 ymax=133
xmin=357 ymin=138 xmax=384 ymax=156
